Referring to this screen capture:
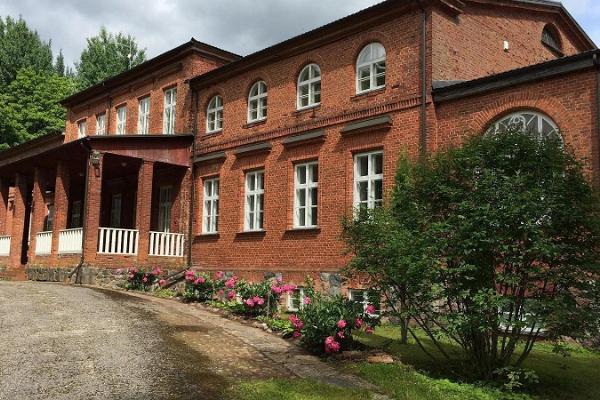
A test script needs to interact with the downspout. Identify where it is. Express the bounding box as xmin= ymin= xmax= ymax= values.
xmin=70 ymin=139 xmax=92 ymax=284
xmin=415 ymin=0 xmax=428 ymax=159
xmin=187 ymin=85 xmax=199 ymax=270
